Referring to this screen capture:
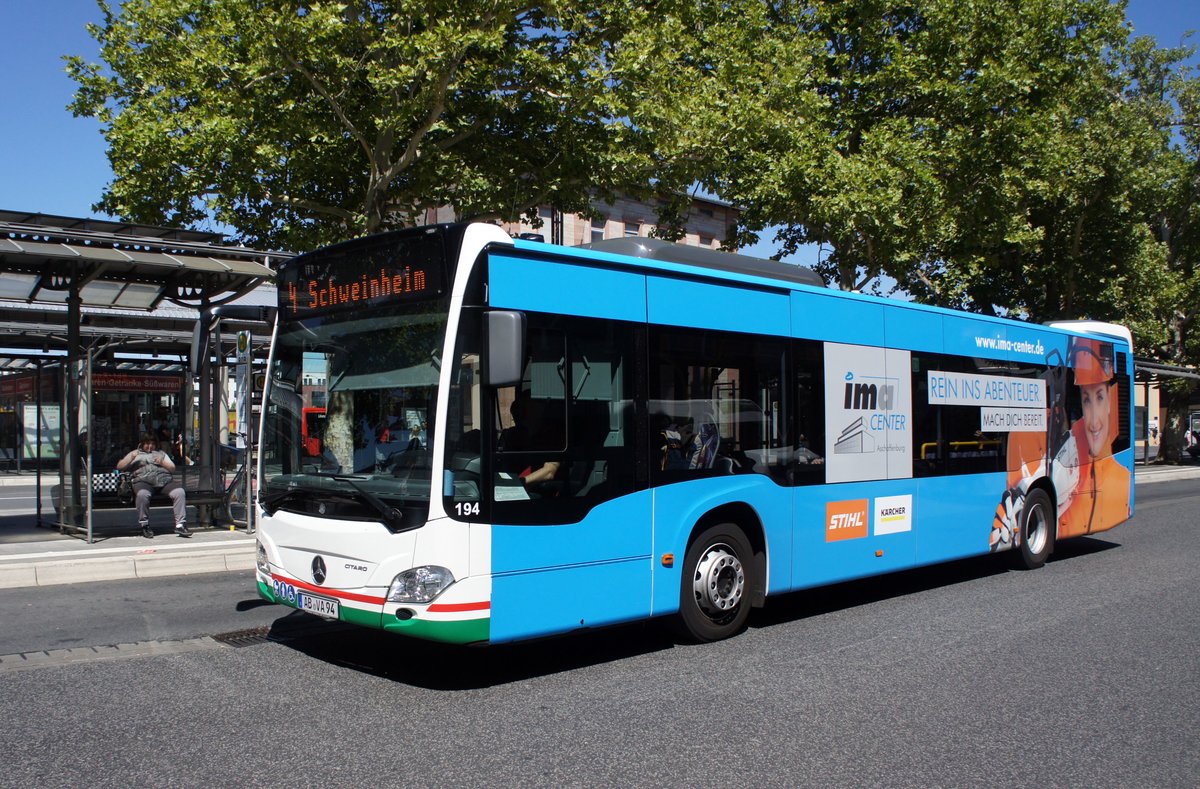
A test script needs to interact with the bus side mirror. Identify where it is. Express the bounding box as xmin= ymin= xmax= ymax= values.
xmin=486 ymin=310 xmax=526 ymax=387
